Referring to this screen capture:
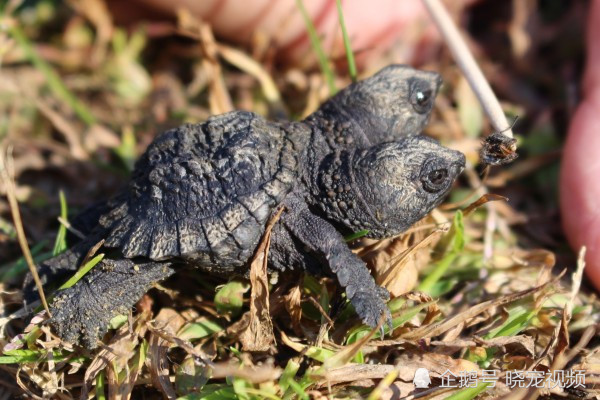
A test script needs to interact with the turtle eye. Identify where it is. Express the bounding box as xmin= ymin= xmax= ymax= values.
xmin=409 ymin=79 xmax=434 ymax=114
xmin=410 ymin=88 xmax=433 ymax=113
xmin=428 ymin=169 xmax=447 ymax=185
xmin=422 ymin=168 xmax=449 ymax=193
